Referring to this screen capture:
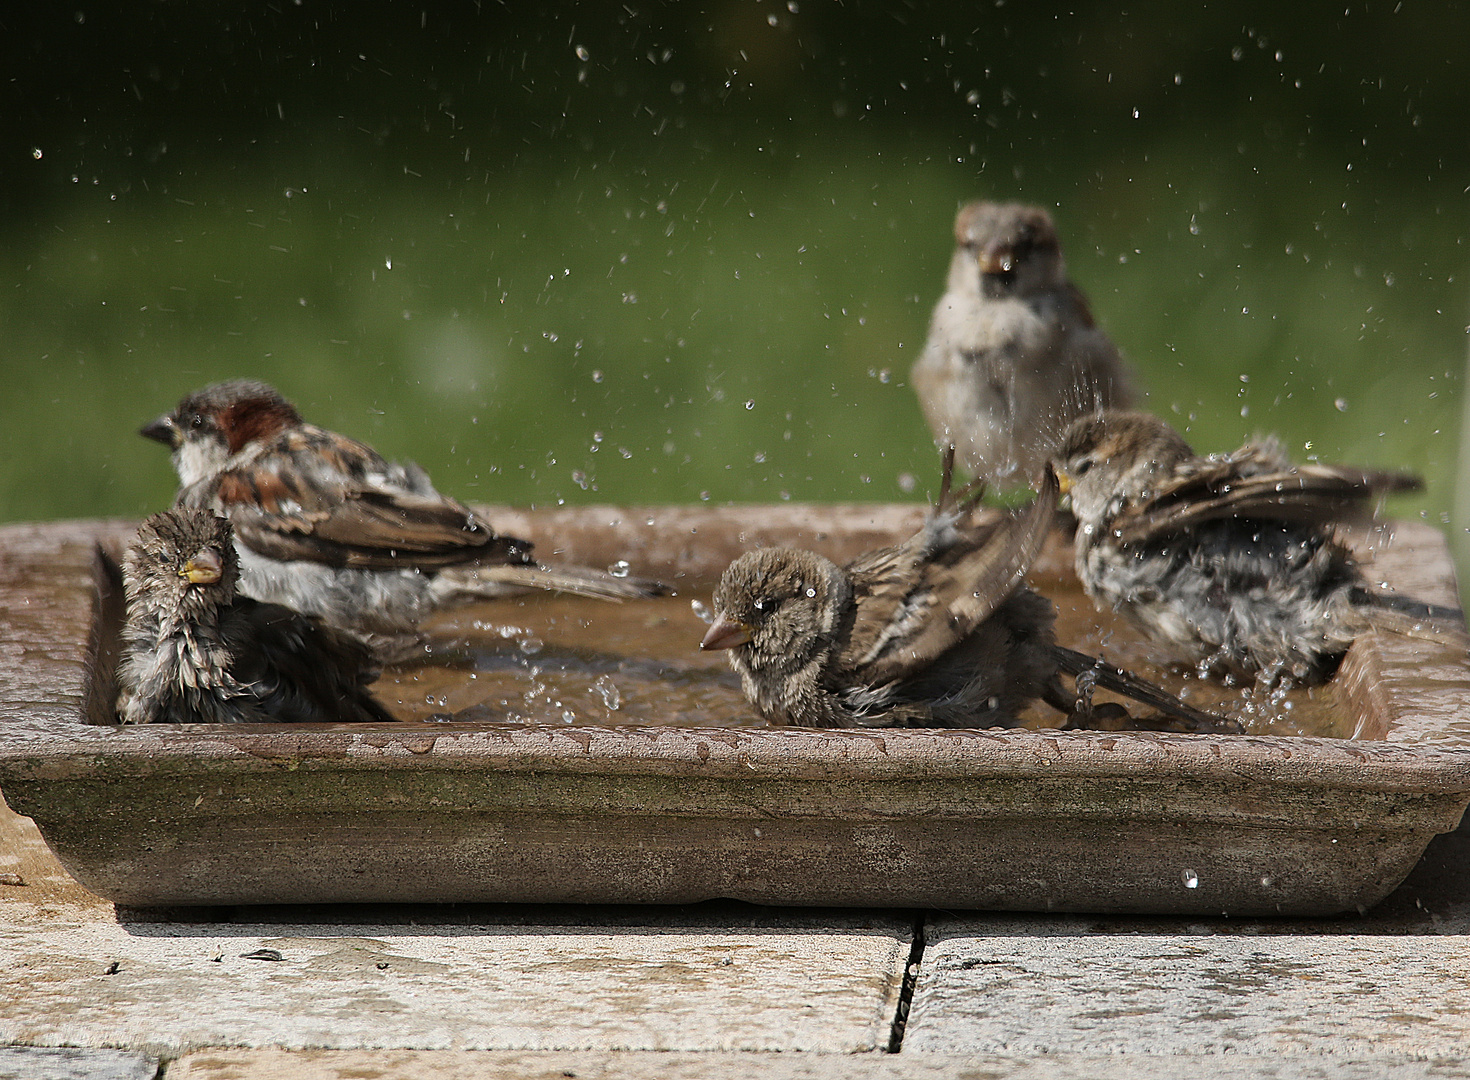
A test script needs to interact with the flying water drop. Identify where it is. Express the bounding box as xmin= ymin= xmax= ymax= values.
xmin=594 ymin=675 xmax=621 ymax=711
